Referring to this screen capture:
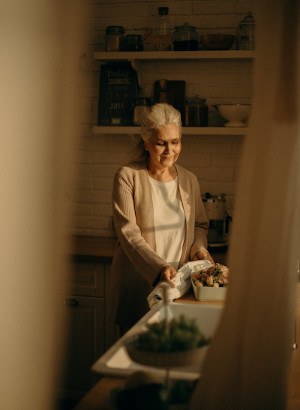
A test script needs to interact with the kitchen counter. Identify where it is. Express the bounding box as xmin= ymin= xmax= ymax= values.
xmin=71 ymin=236 xmax=299 ymax=408
xmin=72 ymin=235 xmax=117 ymax=262
xmin=72 ymin=235 xmax=228 ymax=264
xmin=74 ymin=284 xmax=300 ymax=410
